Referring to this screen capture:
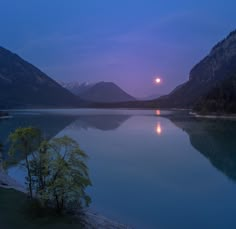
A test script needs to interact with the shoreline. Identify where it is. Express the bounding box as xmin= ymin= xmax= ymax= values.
xmin=0 ymin=115 xmax=12 ymax=119
xmin=190 ymin=112 xmax=236 ymax=119
xmin=0 ymin=170 xmax=132 ymax=229
xmin=0 ymin=170 xmax=26 ymax=193
xmin=84 ymin=210 xmax=132 ymax=229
